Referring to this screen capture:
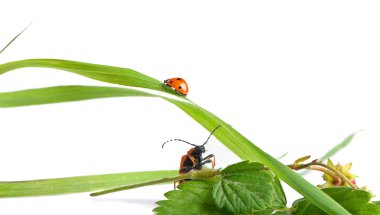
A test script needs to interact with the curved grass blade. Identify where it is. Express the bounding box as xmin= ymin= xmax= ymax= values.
xmin=0 ymin=59 xmax=180 ymax=97
xmin=0 ymin=85 xmax=350 ymax=214
xmin=0 ymin=85 xmax=154 ymax=107
xmin=0 ymin=23 xmax=31 ymax=55
xmin=0 ymin=170 xmax=177 ymax=198
xmin=0 ymin=85 xmax=255 ymax=162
